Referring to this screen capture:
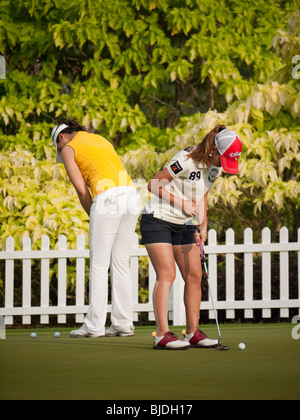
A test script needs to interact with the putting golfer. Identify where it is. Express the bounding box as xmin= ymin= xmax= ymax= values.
xmin=51 ymin=120 xmax=141 ymax=338
xmin=141 ymin=124 xmax=242 ymax=350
